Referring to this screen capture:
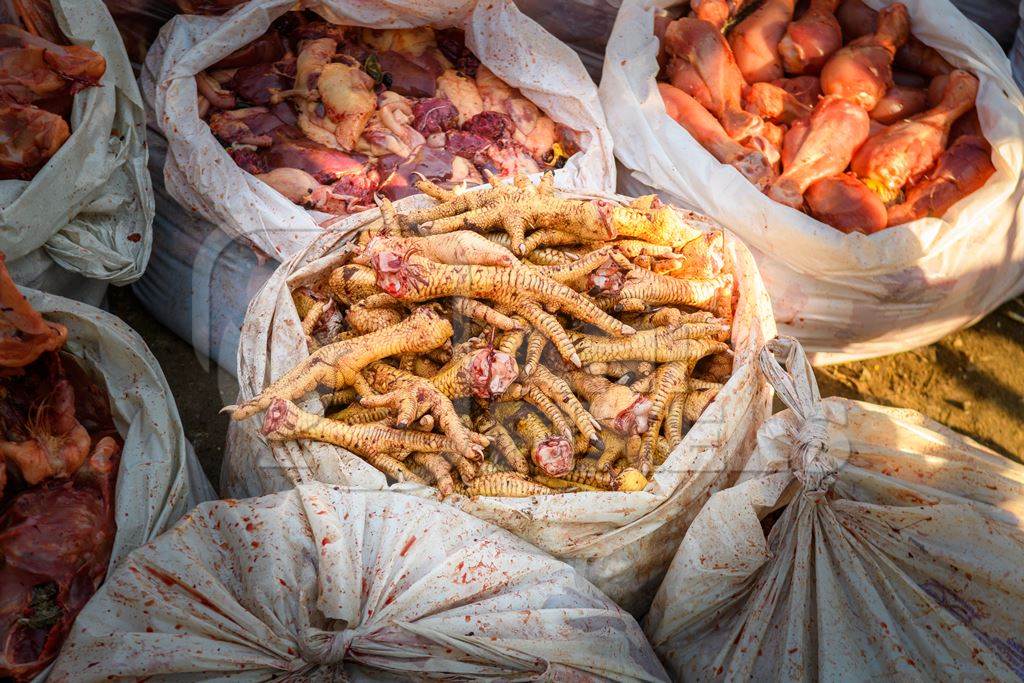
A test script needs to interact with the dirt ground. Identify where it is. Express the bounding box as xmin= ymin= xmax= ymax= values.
xmin=107 ymin=288 xmax=1024 ymax=492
